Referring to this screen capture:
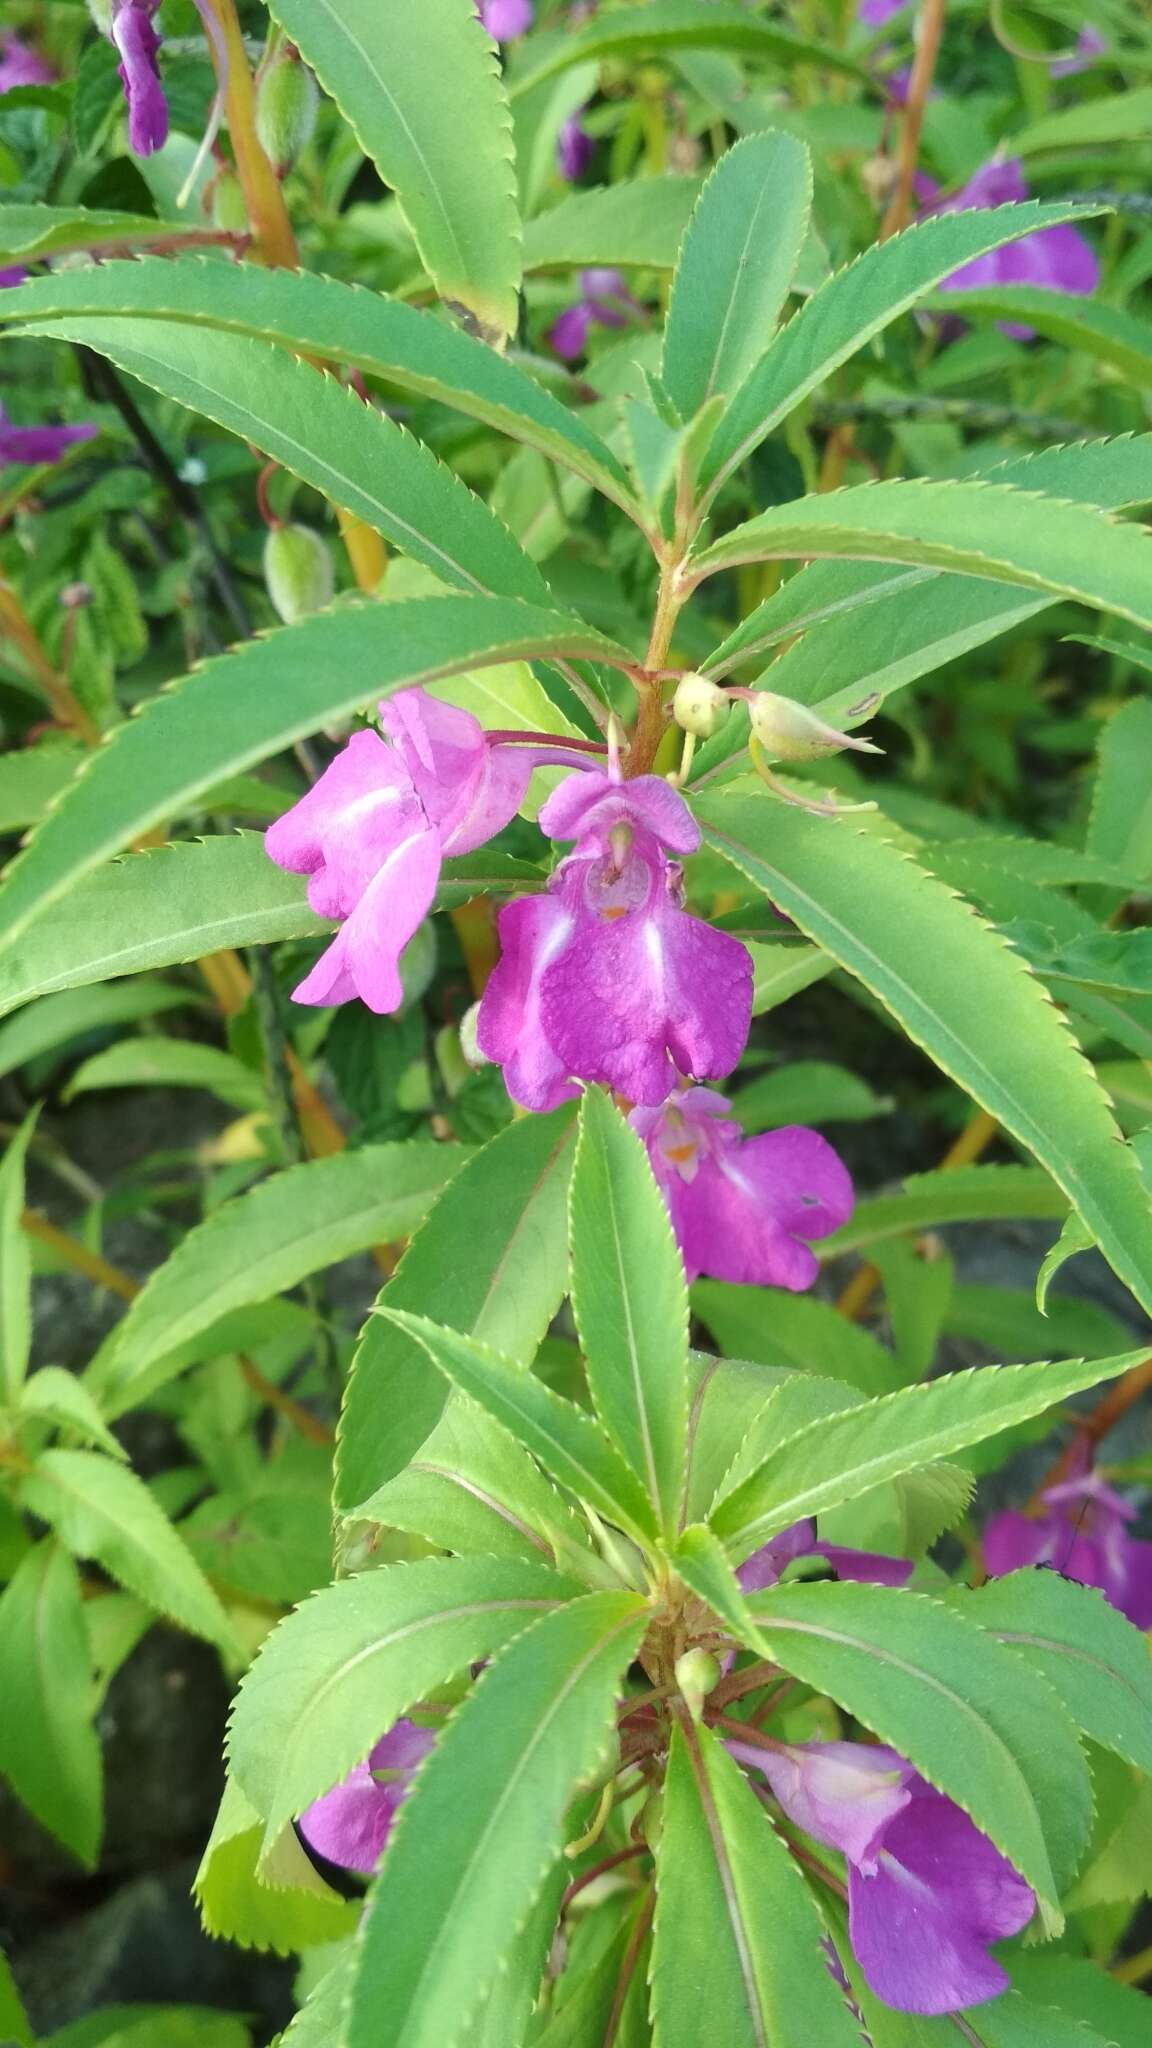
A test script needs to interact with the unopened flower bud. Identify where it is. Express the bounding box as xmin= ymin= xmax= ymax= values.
xmin=86 ymin=0 xmax=113 ymax=32
xmin=211 ymin=170 xmax=249 ymax=234
xmin=672 ymin=672 xmax=729 ymax=740
xmin=748 ymin=691 xmax=882 ymax=765
xmin=263 ymin=523 xmax=335 ymax=624
xmin=255 ymin=51 xmax=319 ymax=176
xmin=458 ymin=1001 xmax=489 ymax=1071
xmin=674 ymin=1647 xmax=720 ymax=1723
